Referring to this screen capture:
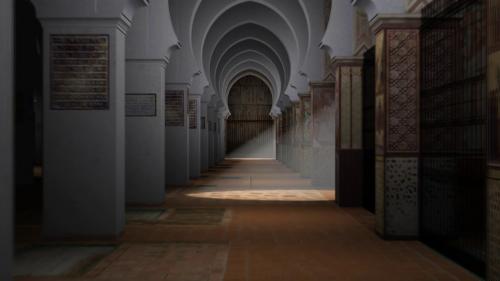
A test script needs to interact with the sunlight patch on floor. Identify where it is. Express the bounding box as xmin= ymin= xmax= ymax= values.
xmin=186 ymin=189 xmax=331 ymax=201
